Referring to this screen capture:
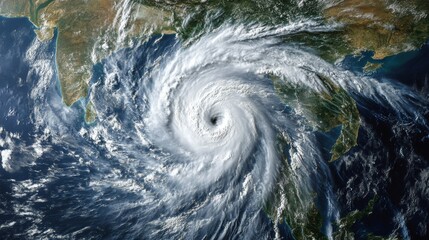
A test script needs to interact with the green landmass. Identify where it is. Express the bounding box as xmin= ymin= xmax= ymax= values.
xmin=0 ymin=0 xmax=175 ymax=109
xmin=1 ymin=0 xmax=428 ymax=112
xmin=325 ymin=0 xmax=429 ymax=60
xmin=333 ymin=196 xmax=399 ymax=240
xmin=266 ymin=169 xmax=397 ymax=240
xmin=265 ymin=72 xmax=361 ymax=238
xmin=141 ymin=0 xmax=429 ymax=62
xmin=264 ymin=134 xmax=328 ymax=239
xmin=272 ymin=73 xmax=360 ymax=161
xmin=1 ymin=1 xmax=428 ymax=238
xmin=139 ymin=0 xmax=322 ymax=40
xmin=85 ymin=101 xmax=96 ymax=123
xmin=335 ymin=197 xmax=378 ymax=235
xmin=363 ymin=62 xmax=383 ymax=73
